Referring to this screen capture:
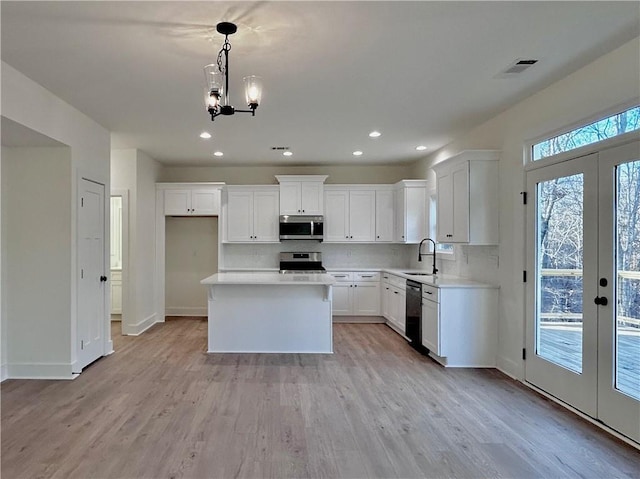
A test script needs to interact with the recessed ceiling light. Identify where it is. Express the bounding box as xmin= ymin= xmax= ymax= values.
xmin=369 ymin=131 xmax=381 ymax=138
xmin=283 ymin=151 xmax=293 ymax=157
xmin=416 ymin=145 xmax=427 ymax=151
xmin=353 ymin=150 xmax=363 ymax=156
xmin=200 ymin=132 xmax=212 ymax=139
xmin=213 ymin=151 xmax=224 ymax=157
